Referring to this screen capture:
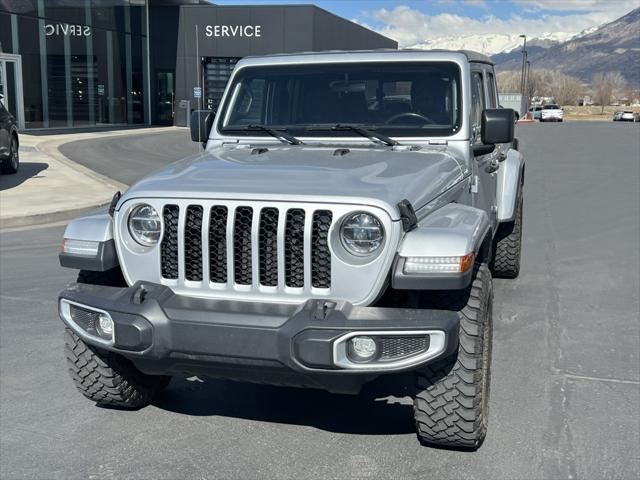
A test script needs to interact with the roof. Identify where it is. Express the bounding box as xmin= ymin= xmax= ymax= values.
xmin=240 ymin=49 xmax=494 ymax=65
